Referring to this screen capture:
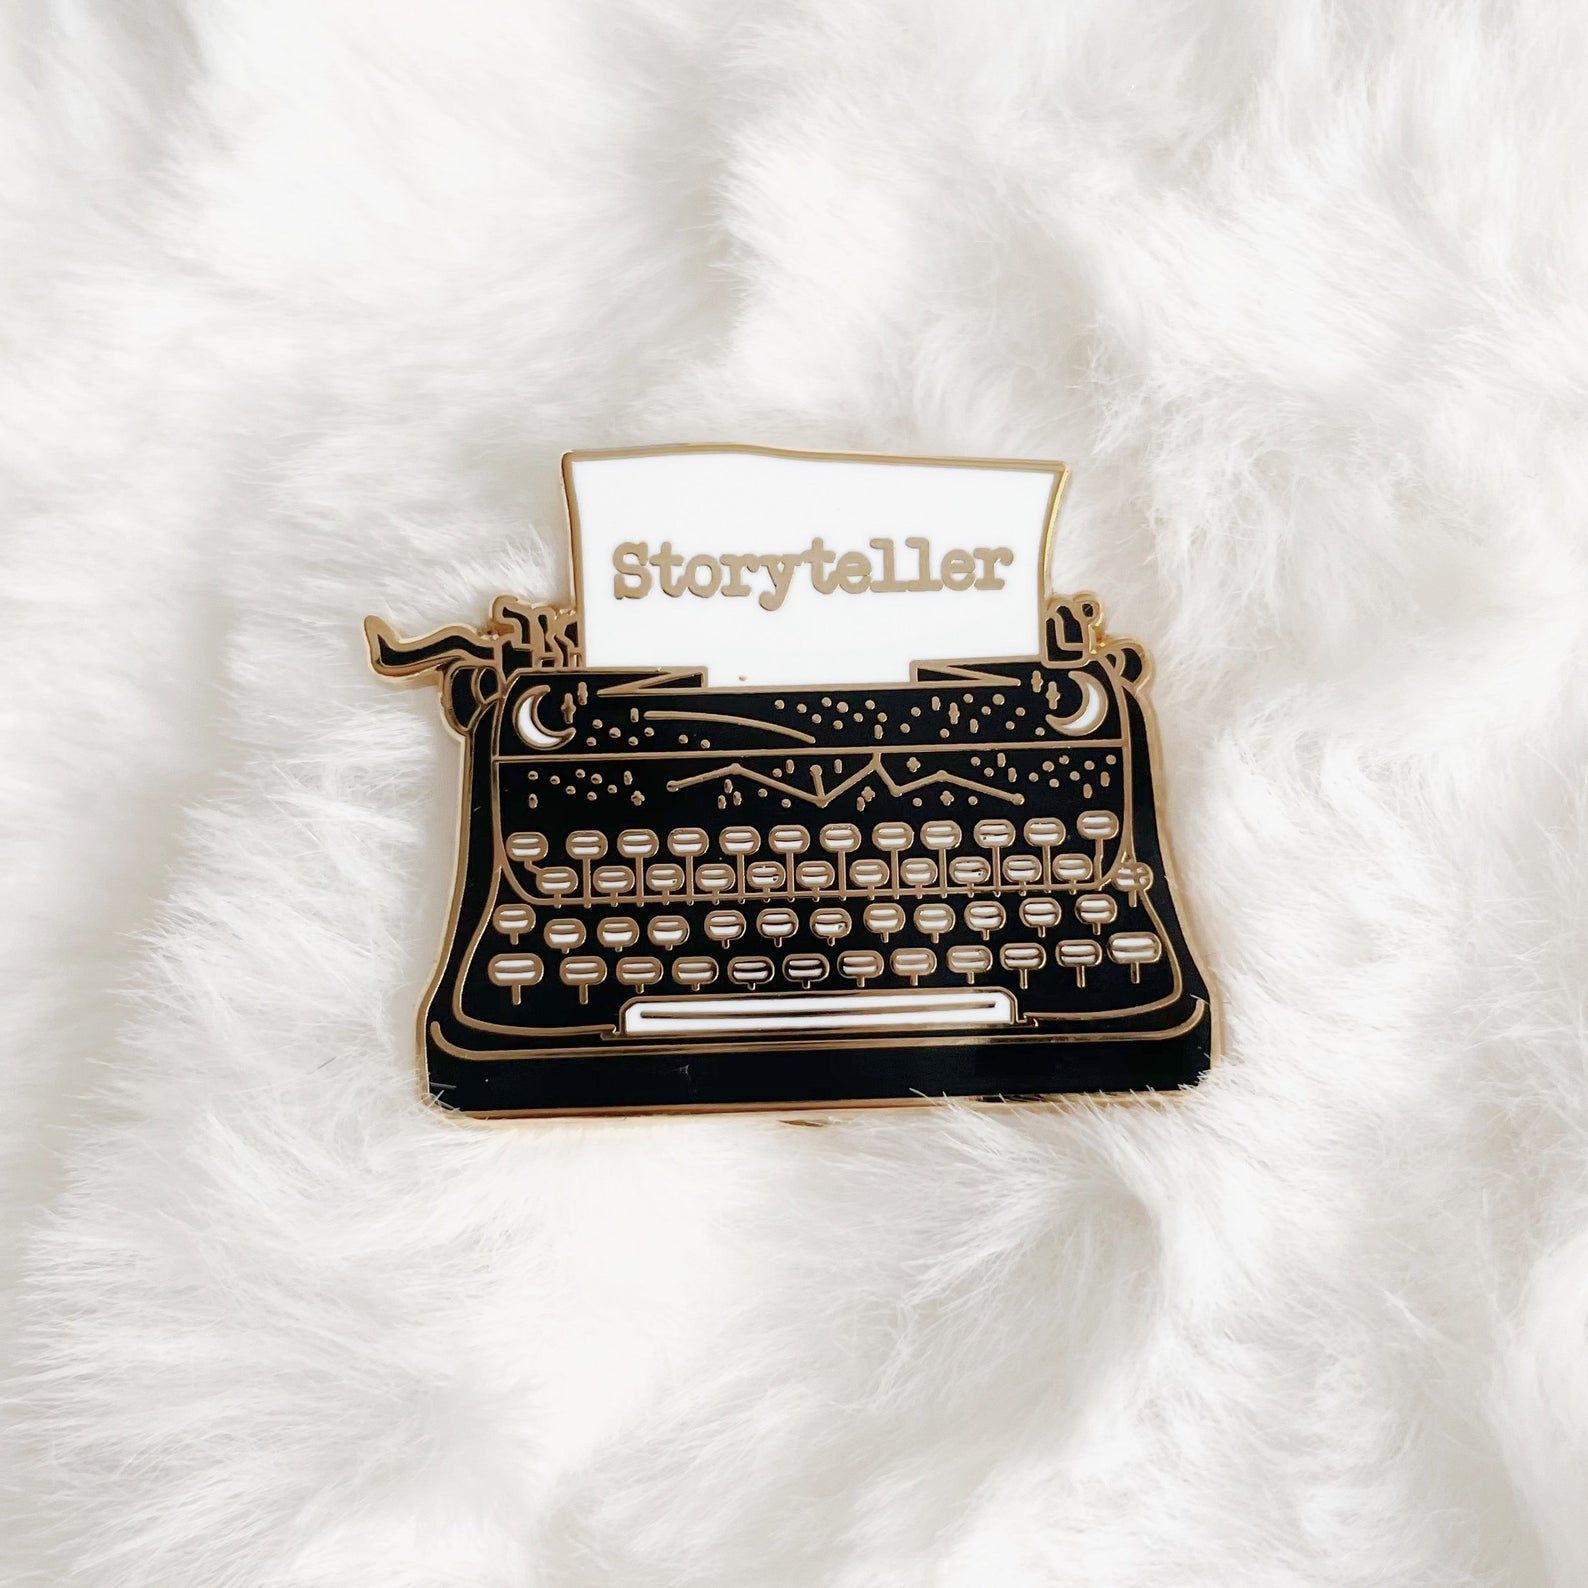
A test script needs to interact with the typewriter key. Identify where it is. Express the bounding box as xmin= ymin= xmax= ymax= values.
xmin=747 ymin=860 xmax=786 ymax=892
xmin=536 ymin=865 xmax=580 ymax=899
xmin=1076 ymin=811 xmax=1119 ymax=842
xmin=719 ymin=826 xmax=760 ymax=856
xmin=695 ymin=862 xmax=736 ymax=896
xmin=616 ymin=956 xmax=663 ymax=987
xmin=769 ymin=825 xmax=810 ymax=855
xmin=848 ymin=858 xmax=889 ymax=890
xmin=544 ymin=918 xmax=586 ymax=952
xmin=597 ymin=917 xmax=641 ymax=951
xmin=819 ymin=823 xmax=860 ymax=852
xmin=592 ymin=864 xmax=635 ymax=899
xmin=920 ymin=820 xmax=961 ymax=850
xmin=913 ymin=903 xmax=954 ymax=942
xmin=872 ymin=821 xmax=913 ymax=851
xmin=784 ymin=953 xmax=829 ymax=987
xmin=999 ymin=941 xmax=1046 ymax=988
xmin=973 ymin=819 xmax=1015 ymax=849
xmin=505 ymin=832 xmax=549 ymax=864
xmin=1002 ymin=854 xmax=1043 ymax=887
xmin=648 ymin=915 xmax=689 ymax=948
xmin=965 ymin=900 xmax=1004 ymax=938
xmin=899 ymin=856 xmax=938 ymax=890
xmin=1057 ymin=939 xmax=1102 ymax=986
xmin=1051 ymin=854 xmax=1092 ymax=888
xmin=560 ymin=956 xmax=607 ymax=1003
xmin=728 ymin=956 xmax=774 ymax=986
xmin=492 ymin=904 xmax=535 ymax=942
xmin=862 ymin=901 xmax=905 ymax=940
xmin=672 ymin=956 xmax=719 ymax=988
xmin=488 ymin=954 xmax=543 ymax=1004
xmin=810 ymin=908 xmax=851 ymax=944
xmin=890 ymin=947 xmax=937 ymax=985
xmin=1076 ymin=894 xmax=1118 ymax=932
xmin=1018 ymin=896 xmax=1061 ymax=934
xmin=667 ymin=827 xmax=710 ymax=858
xmin=1023 ymin=817 xmax=1065 ymax=849
xmin=1107 ymin=932 xmax=1162 ymax=982
xmin=616 ymin=829 xmax=659 ymax=860
xmin=946 ymin=944 xmax=992 ymax=981
xmin=795 ymin=859 xmax=835 ymax=893
xmin=838 ymin=949 xmax=883 ymax=985
xmin=567 ymin=830 xmax=608 ymax=861
xmin=756 ymin=907 xmax=798 ymax=944
xmin=704 ymin=910 xmax=746 ymax=943
xmin=948 ymin=856 xmax=991 ymax=887
xmin=646 ymin=862 xmax=684 ymax=895
xmin=1113 ymin=859 xmax=1153 ymax=901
